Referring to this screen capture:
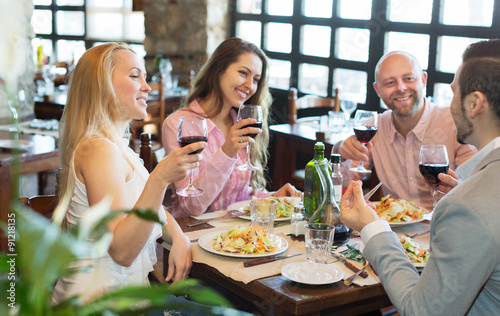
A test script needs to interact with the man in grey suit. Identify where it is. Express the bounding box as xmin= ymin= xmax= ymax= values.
xmin=340 ymin=39 xmax=500 ymax=315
